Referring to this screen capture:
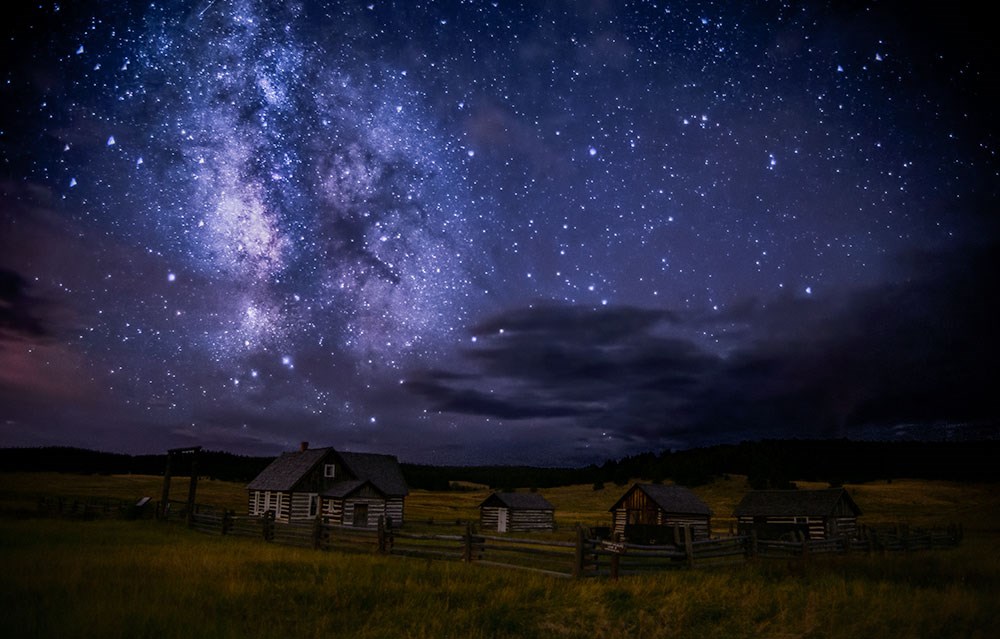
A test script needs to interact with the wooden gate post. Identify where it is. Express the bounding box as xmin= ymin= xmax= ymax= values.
xmin=159 ymin=454 xmax=172 ymax=520
xmin=185 ymin=449 xmax=199 ymax=526
xmin=313 ymin=514 xmax=325 ymax=550
xmin=683 ymin=525 xmax=694 ymax=568
xmin=572 ymin=526 xmax=586 ymax=578
xmin=463 ymin=522 xmax=474 ymax=562
xmin=262 ymin=510 xmax=275 ymax=542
